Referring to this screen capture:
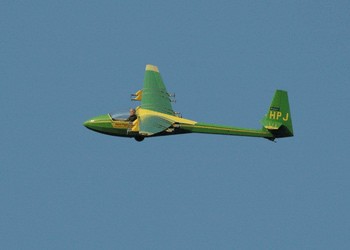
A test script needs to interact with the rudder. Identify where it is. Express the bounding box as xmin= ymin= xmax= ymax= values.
xmin=261 ymin=90 xmax=294 ymax=138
